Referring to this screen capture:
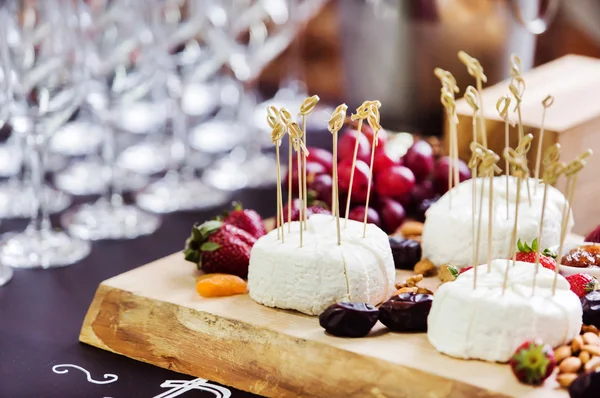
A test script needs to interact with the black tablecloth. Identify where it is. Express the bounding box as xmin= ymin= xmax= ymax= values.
xmin=0 ymin=188 xmax=277 ymax=398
